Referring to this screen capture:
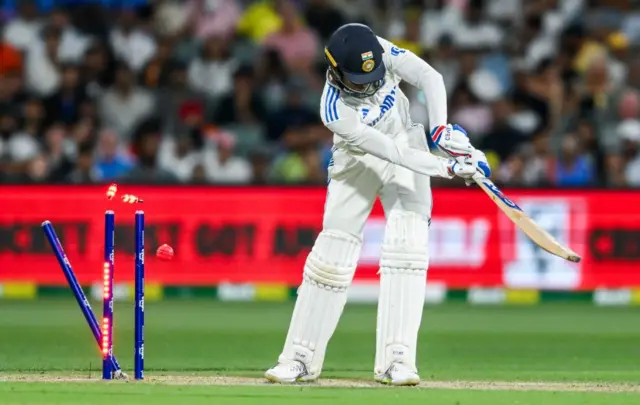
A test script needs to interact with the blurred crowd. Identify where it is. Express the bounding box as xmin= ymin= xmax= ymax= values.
xmin=0 ymin=0 xmax=639 ymax=186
